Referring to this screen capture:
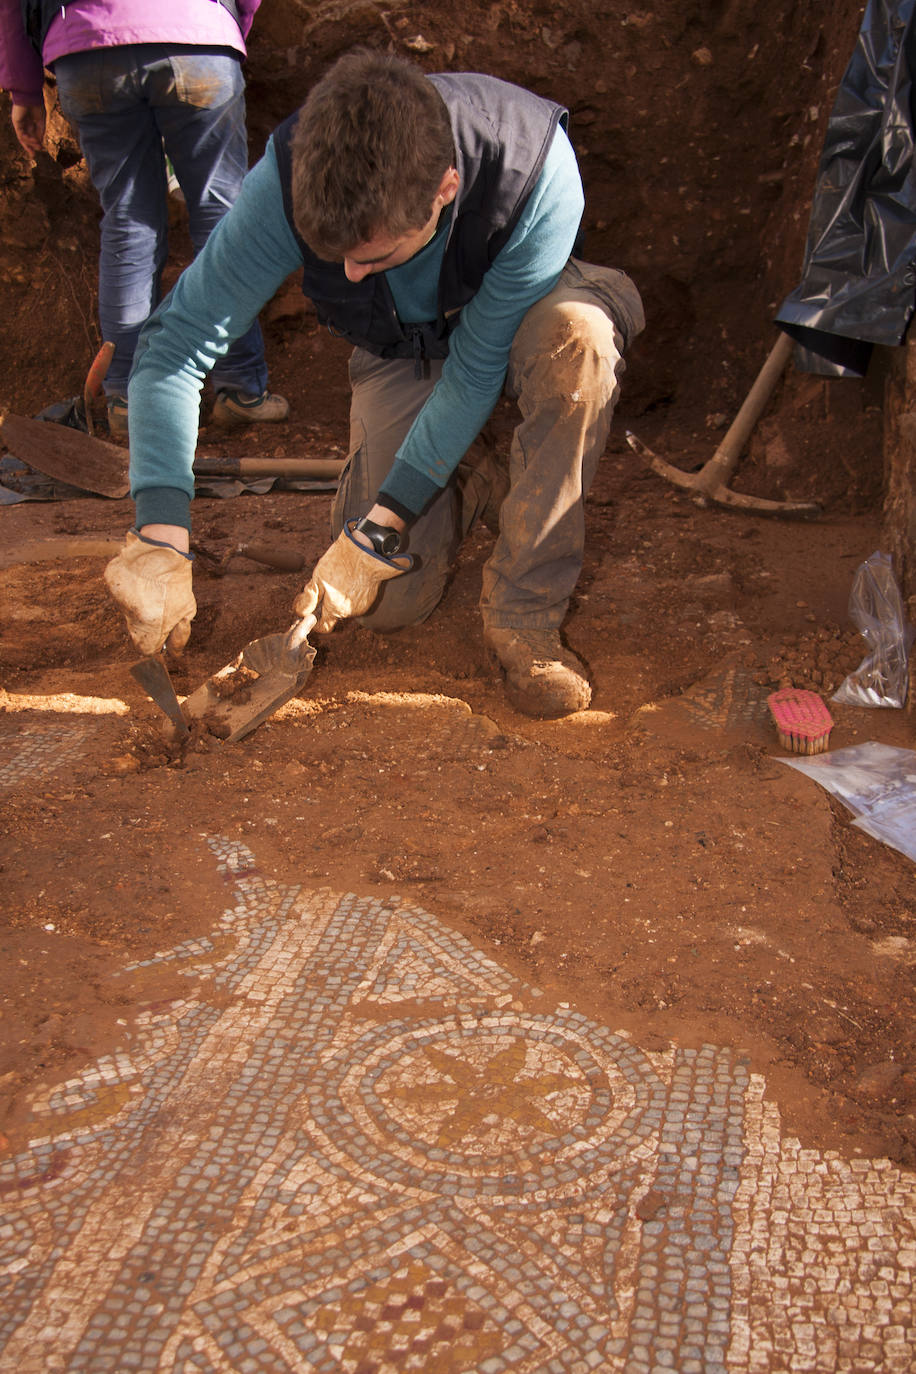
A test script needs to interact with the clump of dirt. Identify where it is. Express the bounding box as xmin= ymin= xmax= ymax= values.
xmin=209 ymin=666 xmax=258 ymax=701
xmin=757 ymin=624 xmax=867 ymax=696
